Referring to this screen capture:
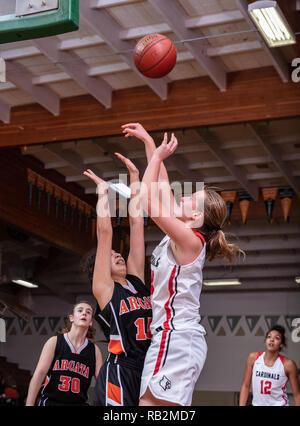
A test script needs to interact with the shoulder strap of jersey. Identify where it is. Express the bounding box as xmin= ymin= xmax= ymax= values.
xmin=192 ymin=229 xmax=206 ymax=245
xmin=256 ymin=351 xmax=263 ymax=360
xmin=279 ymin=355 xmax=285 ymax=366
